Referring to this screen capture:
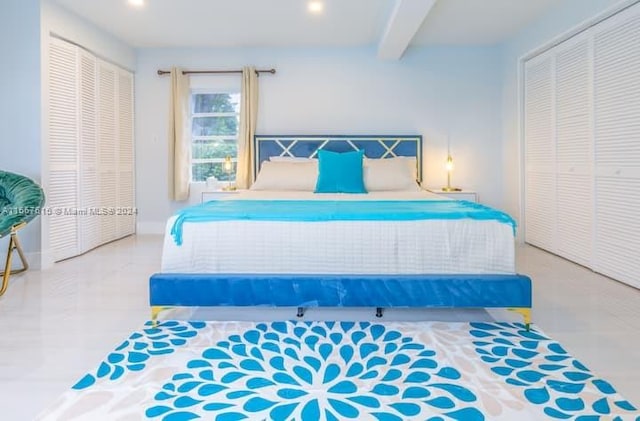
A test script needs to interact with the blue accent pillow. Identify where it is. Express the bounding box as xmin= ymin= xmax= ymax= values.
xmin=315 ymin=149 xmax=367 ymax=194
